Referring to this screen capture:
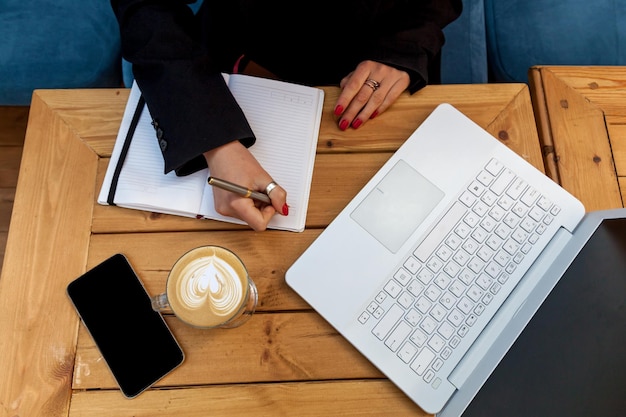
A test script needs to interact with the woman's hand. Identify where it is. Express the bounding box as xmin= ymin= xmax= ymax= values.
xmin=203 ymin=141 xmax=288 ymax=231
xmin=334 ymin=60 xmax=410 ymax=130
